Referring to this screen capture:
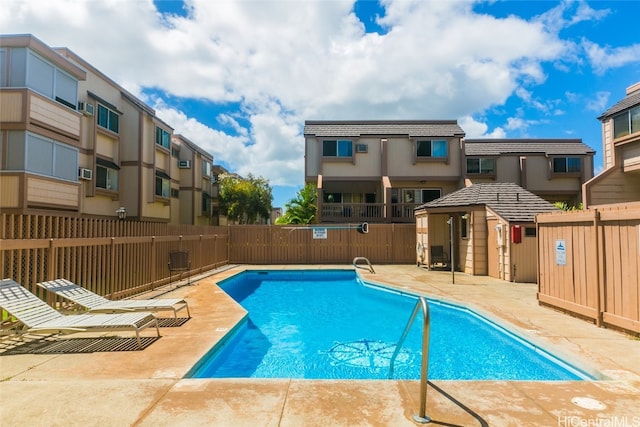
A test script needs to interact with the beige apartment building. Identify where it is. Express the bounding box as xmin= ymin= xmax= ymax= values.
xmin=304 ymin=120 xmax=595 ymax=223
xmin=172 ymin=134 xmax=217 ymax=226
xmin=0 ymin=35 xmax=86 ymax=214
xmin=0 ymin=34 xmax=216 ymax=224
xmin=464 ymin=139 xmax=595 ymax=206
xmin=584 ymin=81 xmax=640 ymax=207
xmin=304 ymin=120 xmax=466 ymax=223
